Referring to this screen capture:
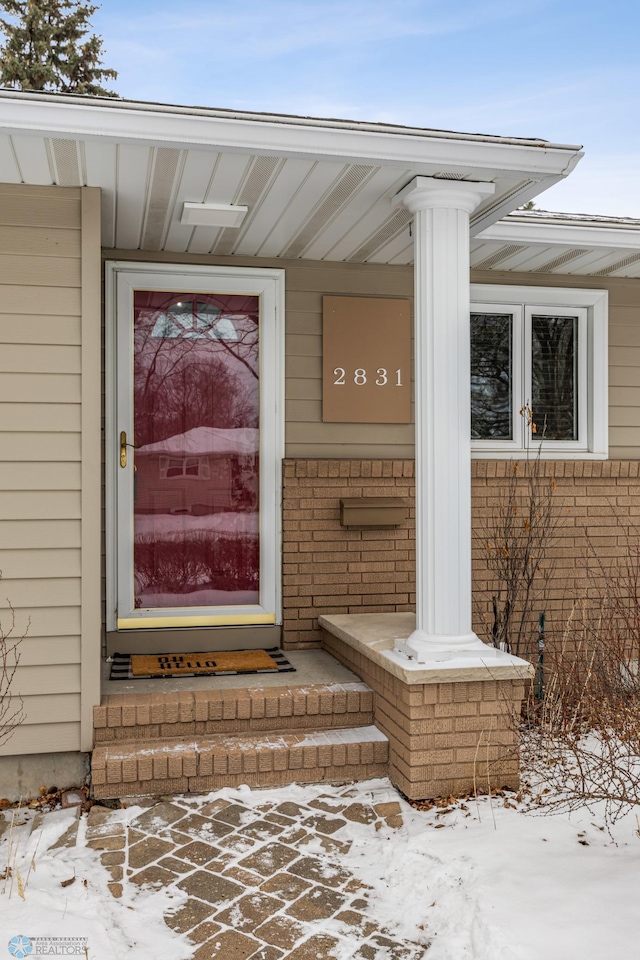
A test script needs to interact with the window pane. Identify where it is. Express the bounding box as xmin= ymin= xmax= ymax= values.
xmin=531 ymin=315 xmax=577 ymax=441
xmin=470 ymin=313 xmax=513 ymax=440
